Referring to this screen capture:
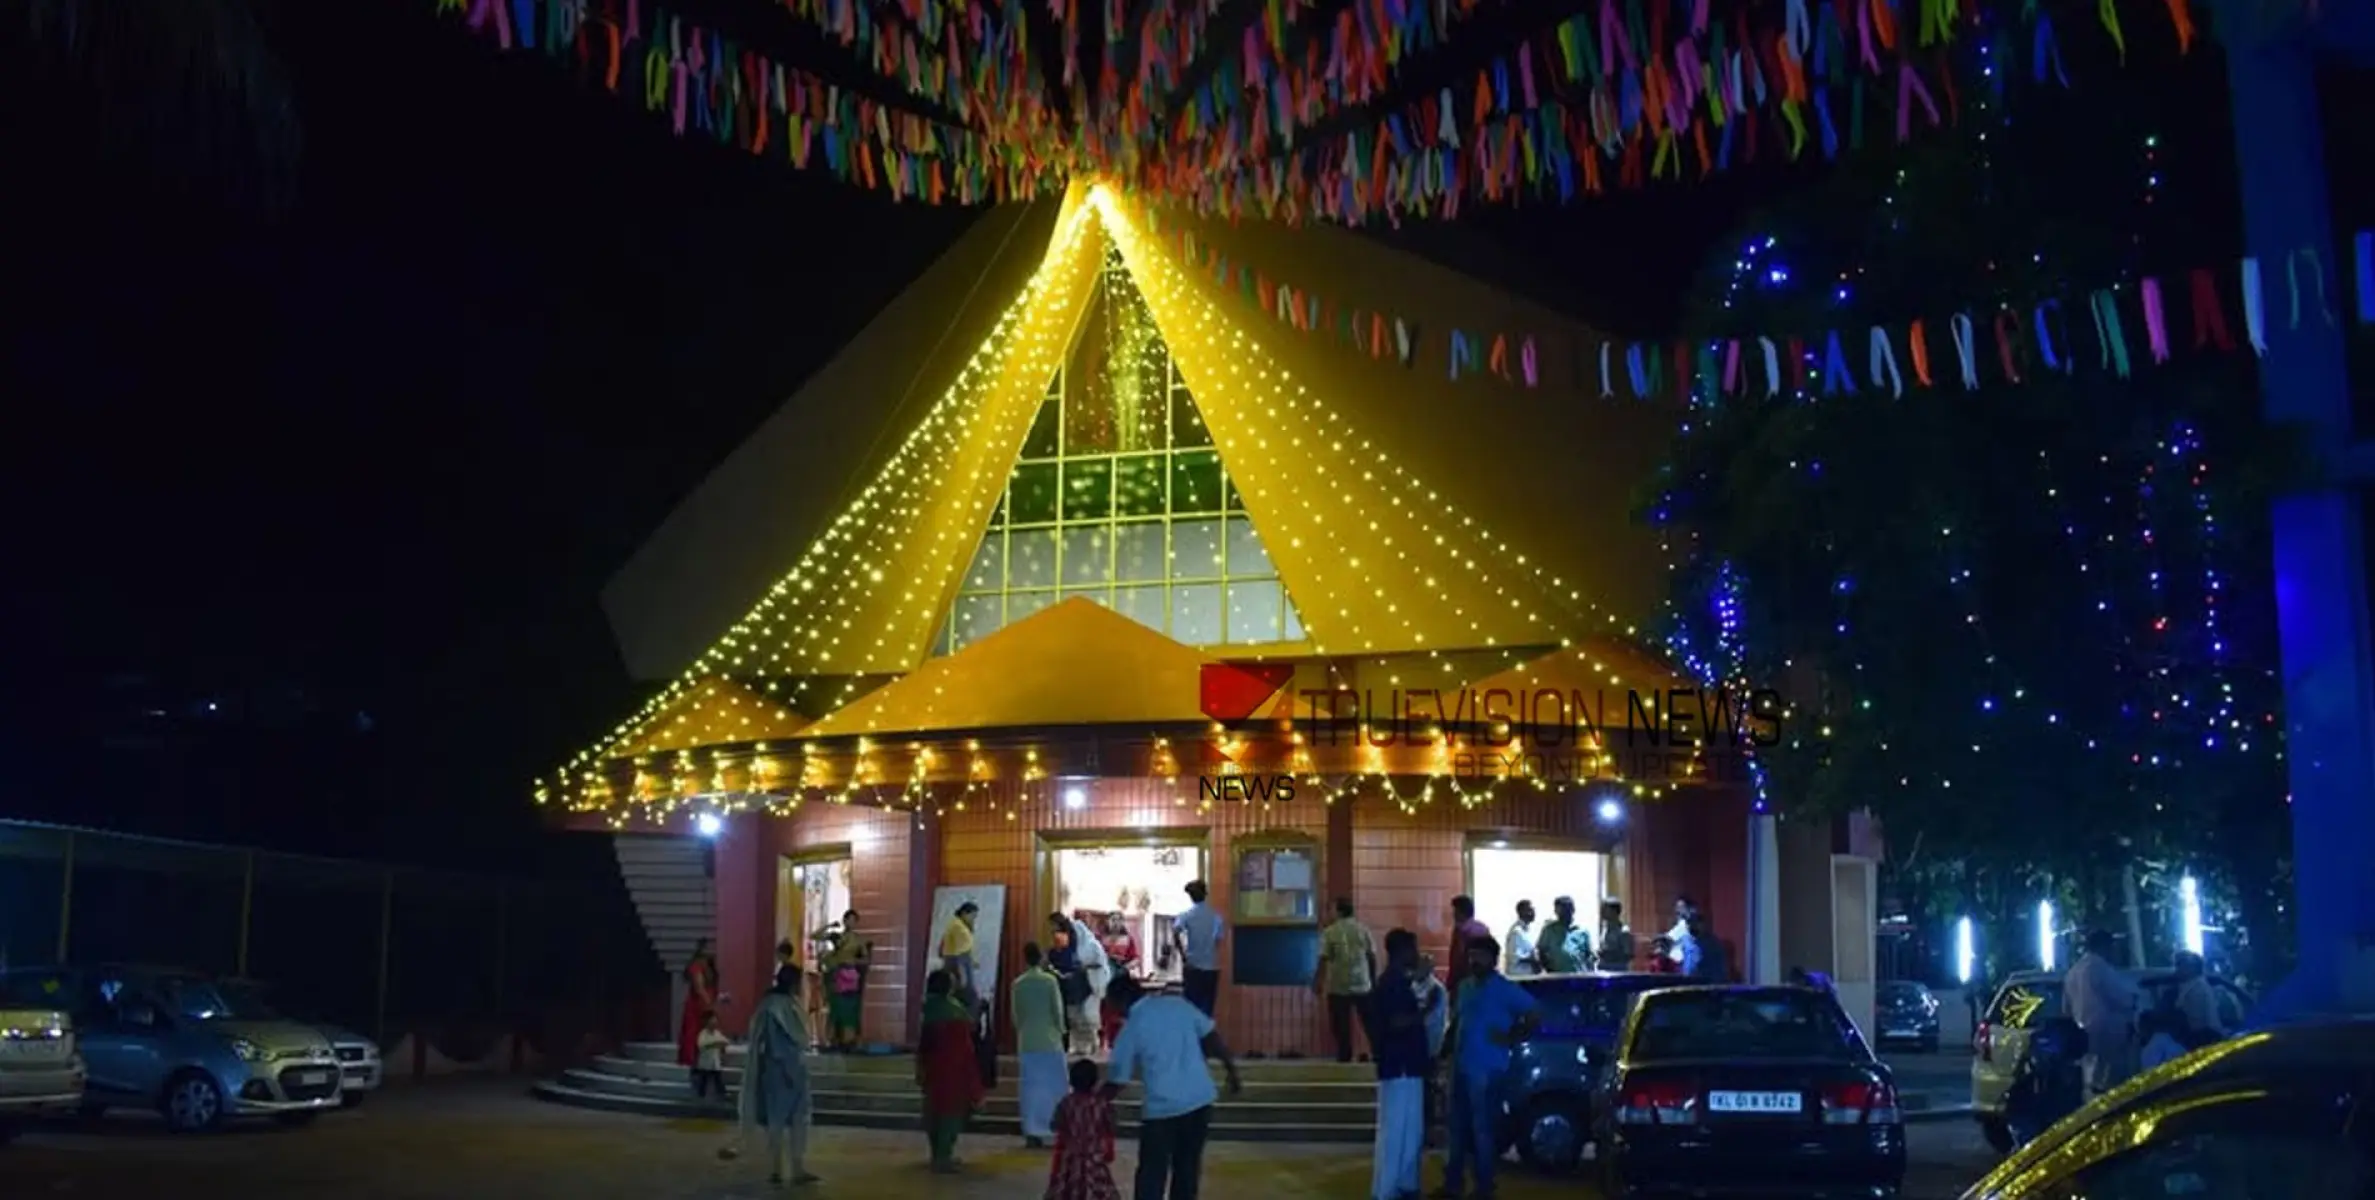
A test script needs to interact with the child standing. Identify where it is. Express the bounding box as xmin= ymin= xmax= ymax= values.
xmin=692 ymin=1013 xmax=731 ymax=1103
xmin=1045 ymin=1059 xmax=1119 ymax=1200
